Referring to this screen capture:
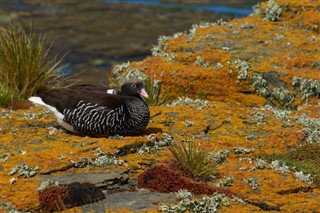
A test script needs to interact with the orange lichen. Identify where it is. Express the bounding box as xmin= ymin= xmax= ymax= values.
xmin=1 ymin=0 xmax=320 ymax=212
